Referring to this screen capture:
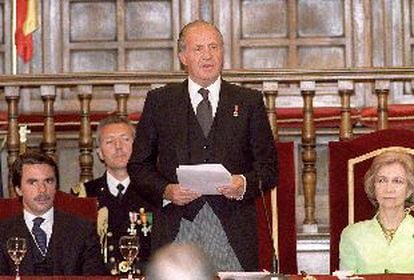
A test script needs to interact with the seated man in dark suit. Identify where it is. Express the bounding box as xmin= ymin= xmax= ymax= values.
xmin=72 ymin=115 xmax=153 ymax=275
xmin=0 ymin=151 xmax=105 ymax=276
